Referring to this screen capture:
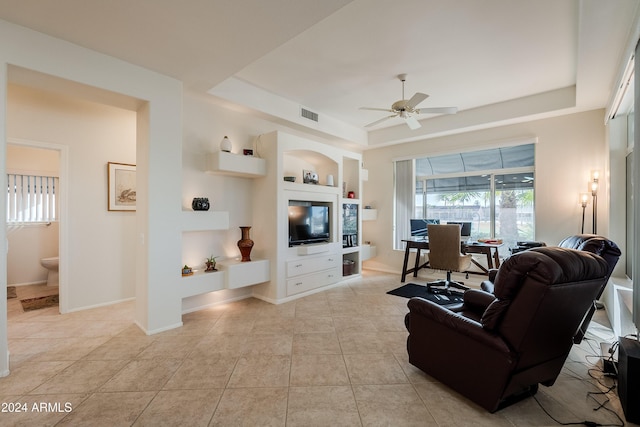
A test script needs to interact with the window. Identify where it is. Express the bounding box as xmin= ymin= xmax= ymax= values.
xmin=395 ymin=144 xmax=535 ymax=256
xmin=6 ymin=174 xmax=59 ymax=223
